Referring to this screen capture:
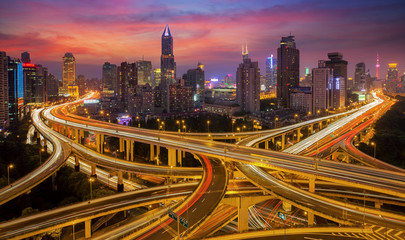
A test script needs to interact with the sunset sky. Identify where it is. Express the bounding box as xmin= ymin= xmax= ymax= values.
xmin=1 ymin=0 xmax=404 ymax=80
